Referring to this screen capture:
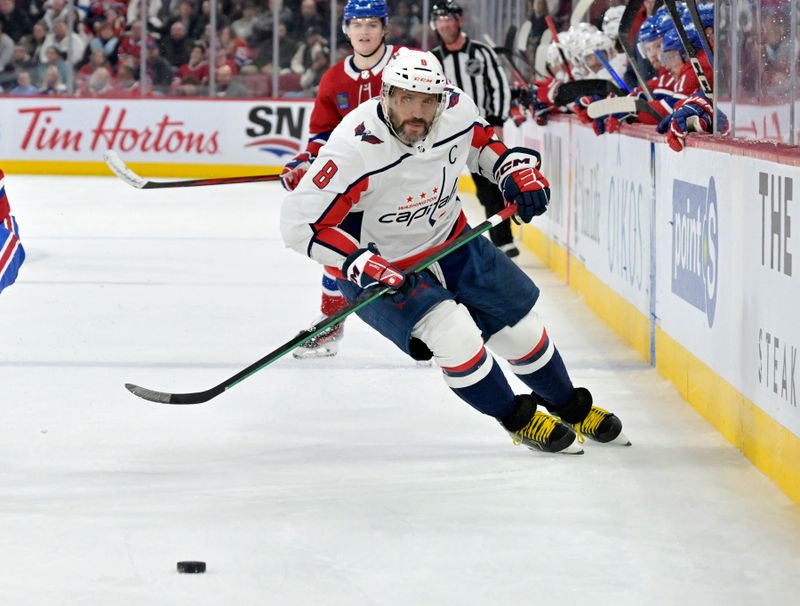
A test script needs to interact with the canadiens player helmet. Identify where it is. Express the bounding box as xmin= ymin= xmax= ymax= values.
xmin=342 ymin=0 xmax=389 ymax=31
